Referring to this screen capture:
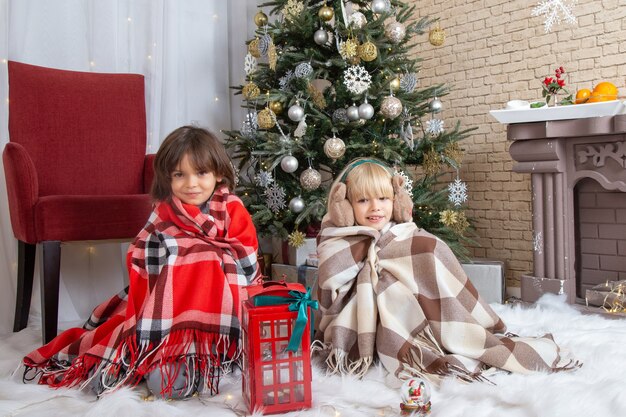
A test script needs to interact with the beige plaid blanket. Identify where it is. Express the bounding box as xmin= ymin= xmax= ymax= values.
xmin=317 ymin=219 xmax=573 ymax=384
